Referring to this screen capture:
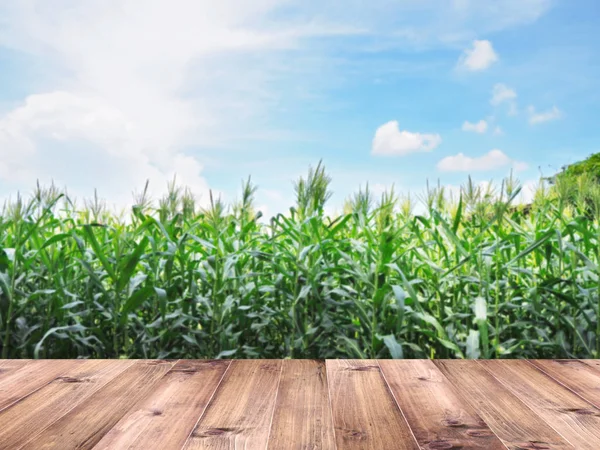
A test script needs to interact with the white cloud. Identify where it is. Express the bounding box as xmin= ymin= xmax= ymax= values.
xmin=462 ymin=119 xmax=488 ymax=133
xmin=528 ymin=105 xmax=562 ymax=125
xmin=0 ymin=0 xmax=552 ymax=209
xmin=372 ymin=121 xmax=441 ymax=156
xmin=0 ymin=0 xmax=355 ymax=206
xmin=0 ymin=91 xmax=214 ymax=208
xmin=457 ymin=40 xmax=498 ymax=71
xmin=514 ymin=161 xmax=529 ymax=171
xmin=437 ymin=149 xmax=527 ymax=172
xmin=490 ymin=83 xmax=517 ymax=106
xmin=493 ymin=126 xmax=504 ymax=135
